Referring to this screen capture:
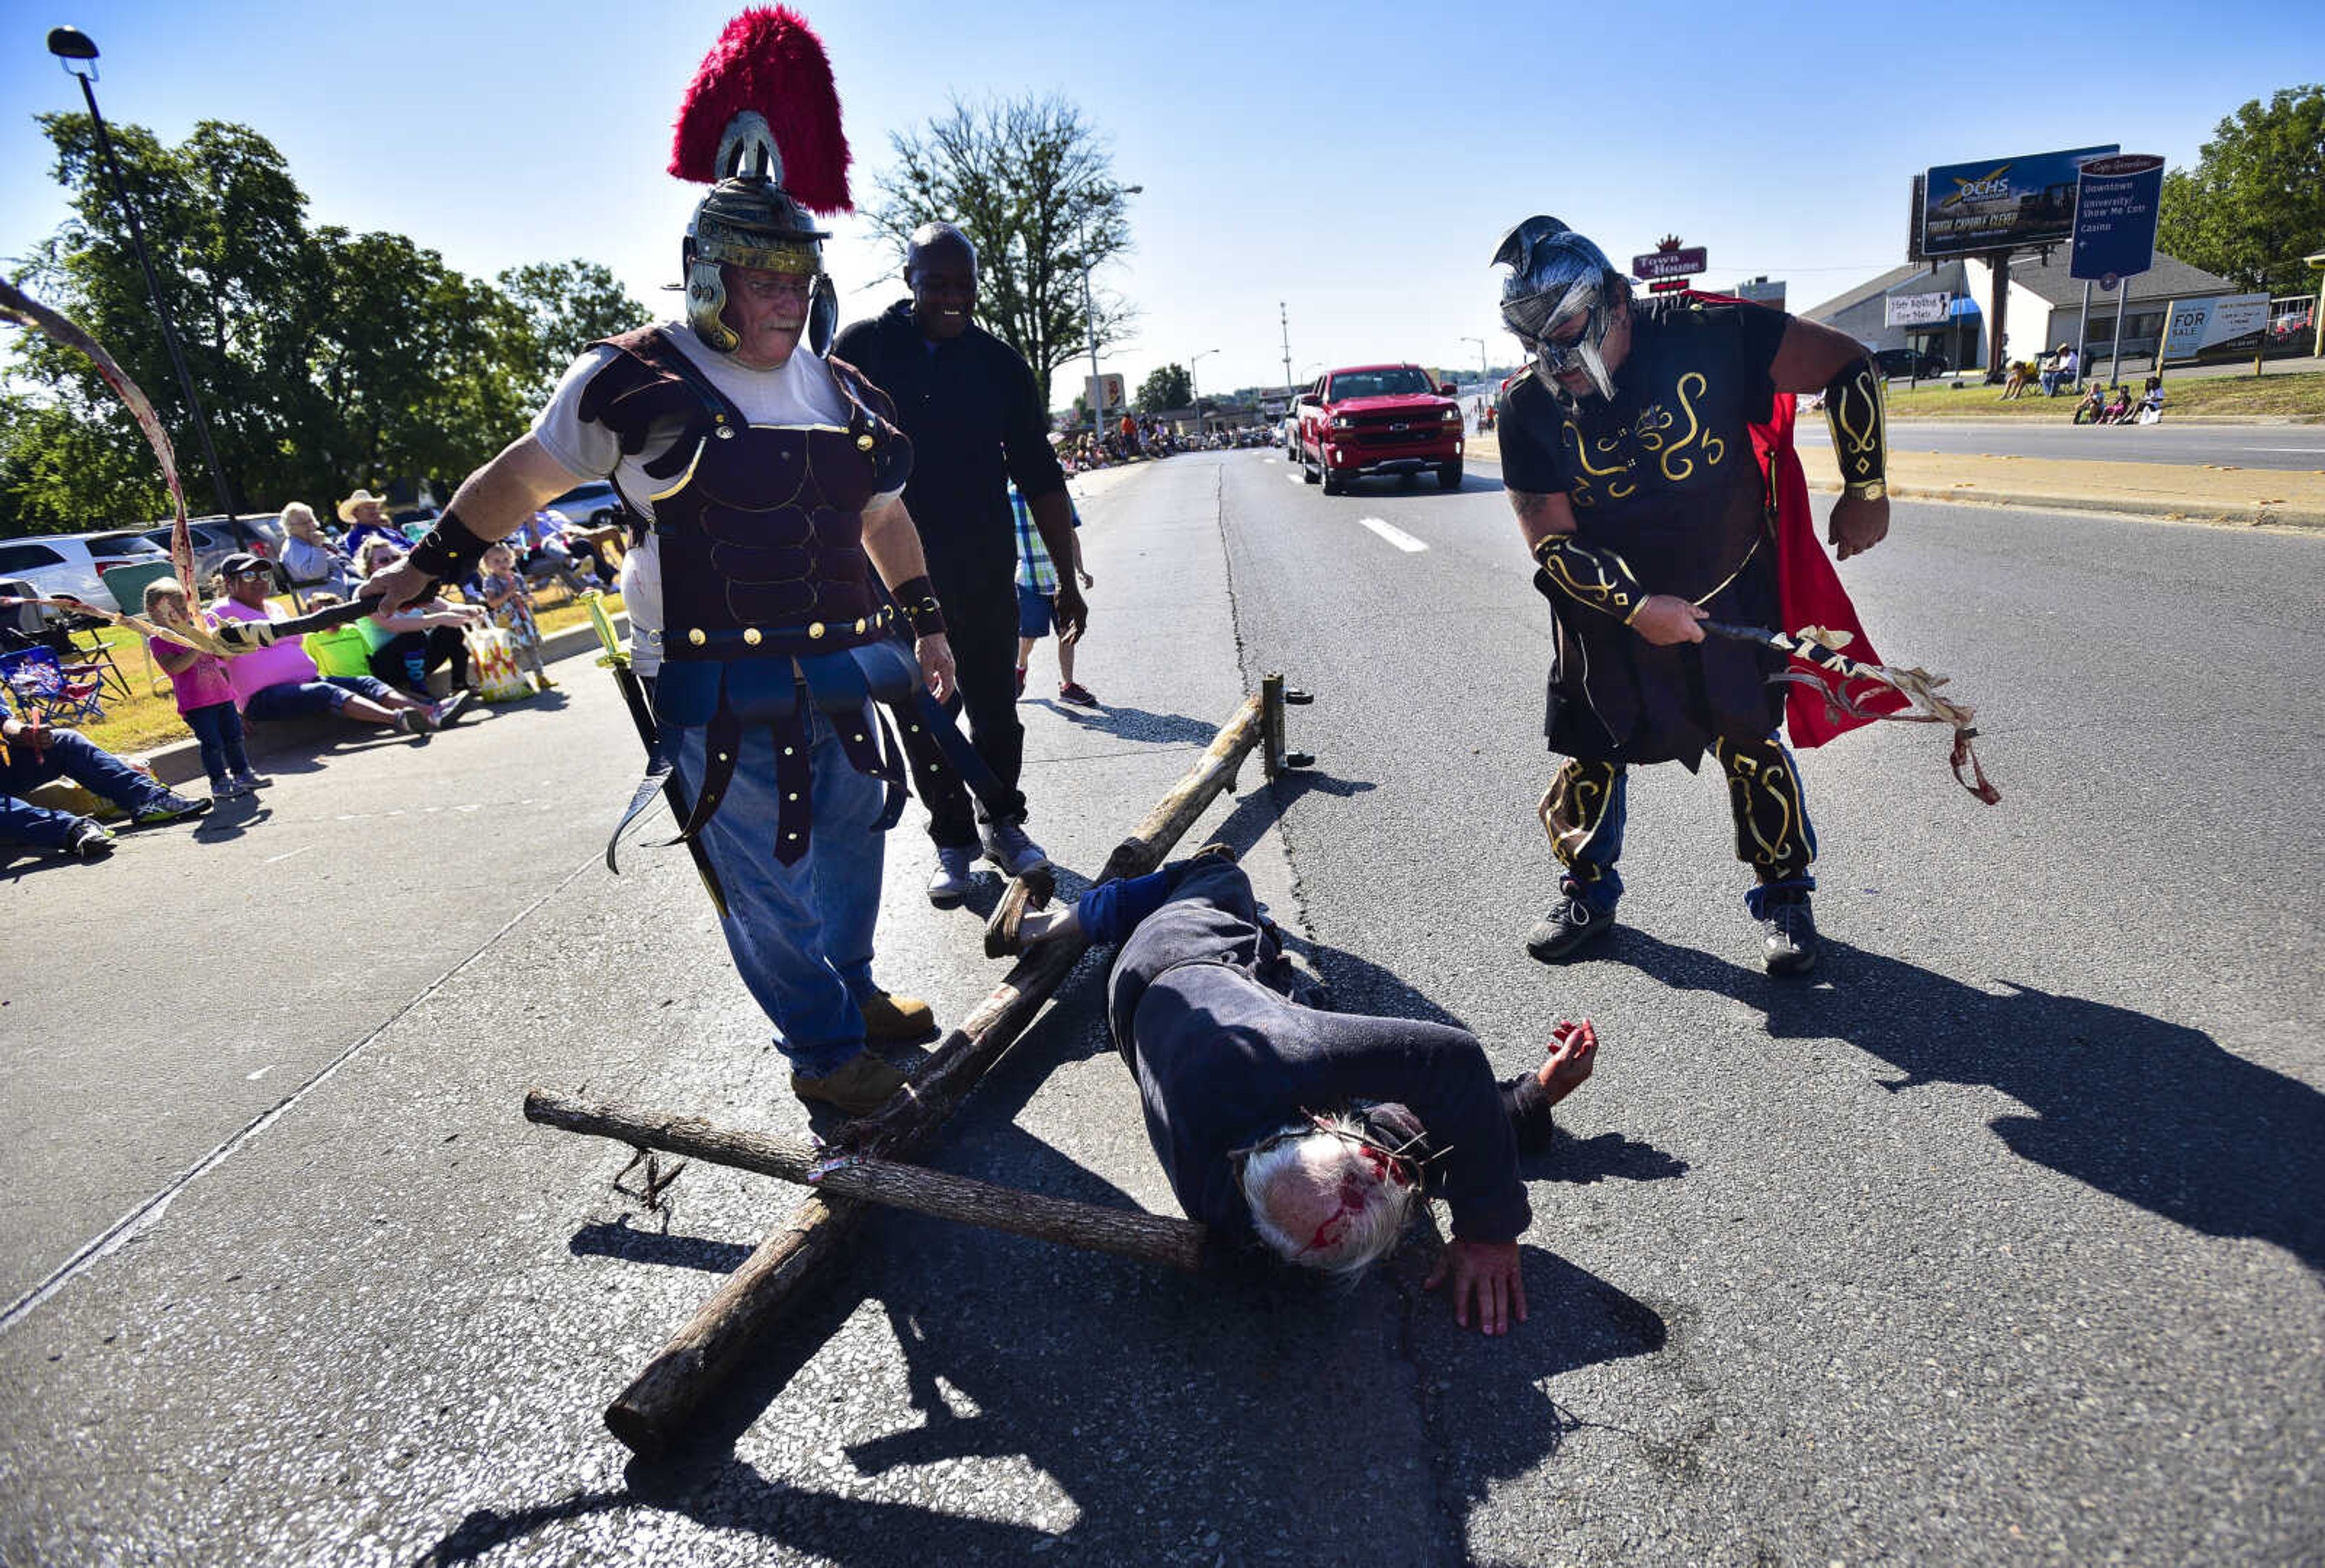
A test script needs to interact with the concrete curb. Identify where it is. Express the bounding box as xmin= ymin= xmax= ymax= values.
xmin=120 ymin=611 xmax=628 ymax=792
xmin=1801 ymin=478 xmax=2325 ymax=532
